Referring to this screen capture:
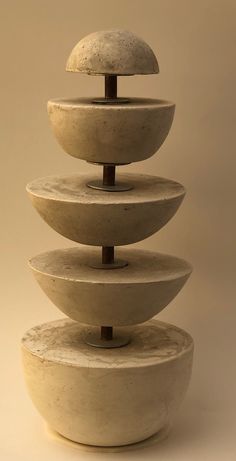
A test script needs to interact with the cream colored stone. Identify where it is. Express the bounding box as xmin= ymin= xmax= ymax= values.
xmin=47 ymin=98 xmax=175 ymax=164
xmin=66 ymin=29 xmax=159 ymax=75
xmin=22 ymin=319 xmax=194 ymax=447
xmin=48 ymin=424 xmax=170 ymax=452
xmin=29 ymin=247 xmax=192 ymax=326
xmin=26 ymin=173 xmax=184 ymax=246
